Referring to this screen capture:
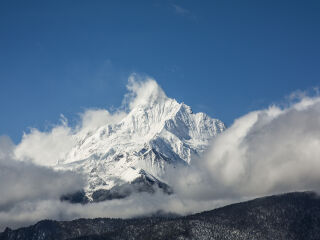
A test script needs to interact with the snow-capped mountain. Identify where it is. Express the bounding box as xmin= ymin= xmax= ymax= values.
xmin=55 ymin=80 xmax=225 ymax=200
